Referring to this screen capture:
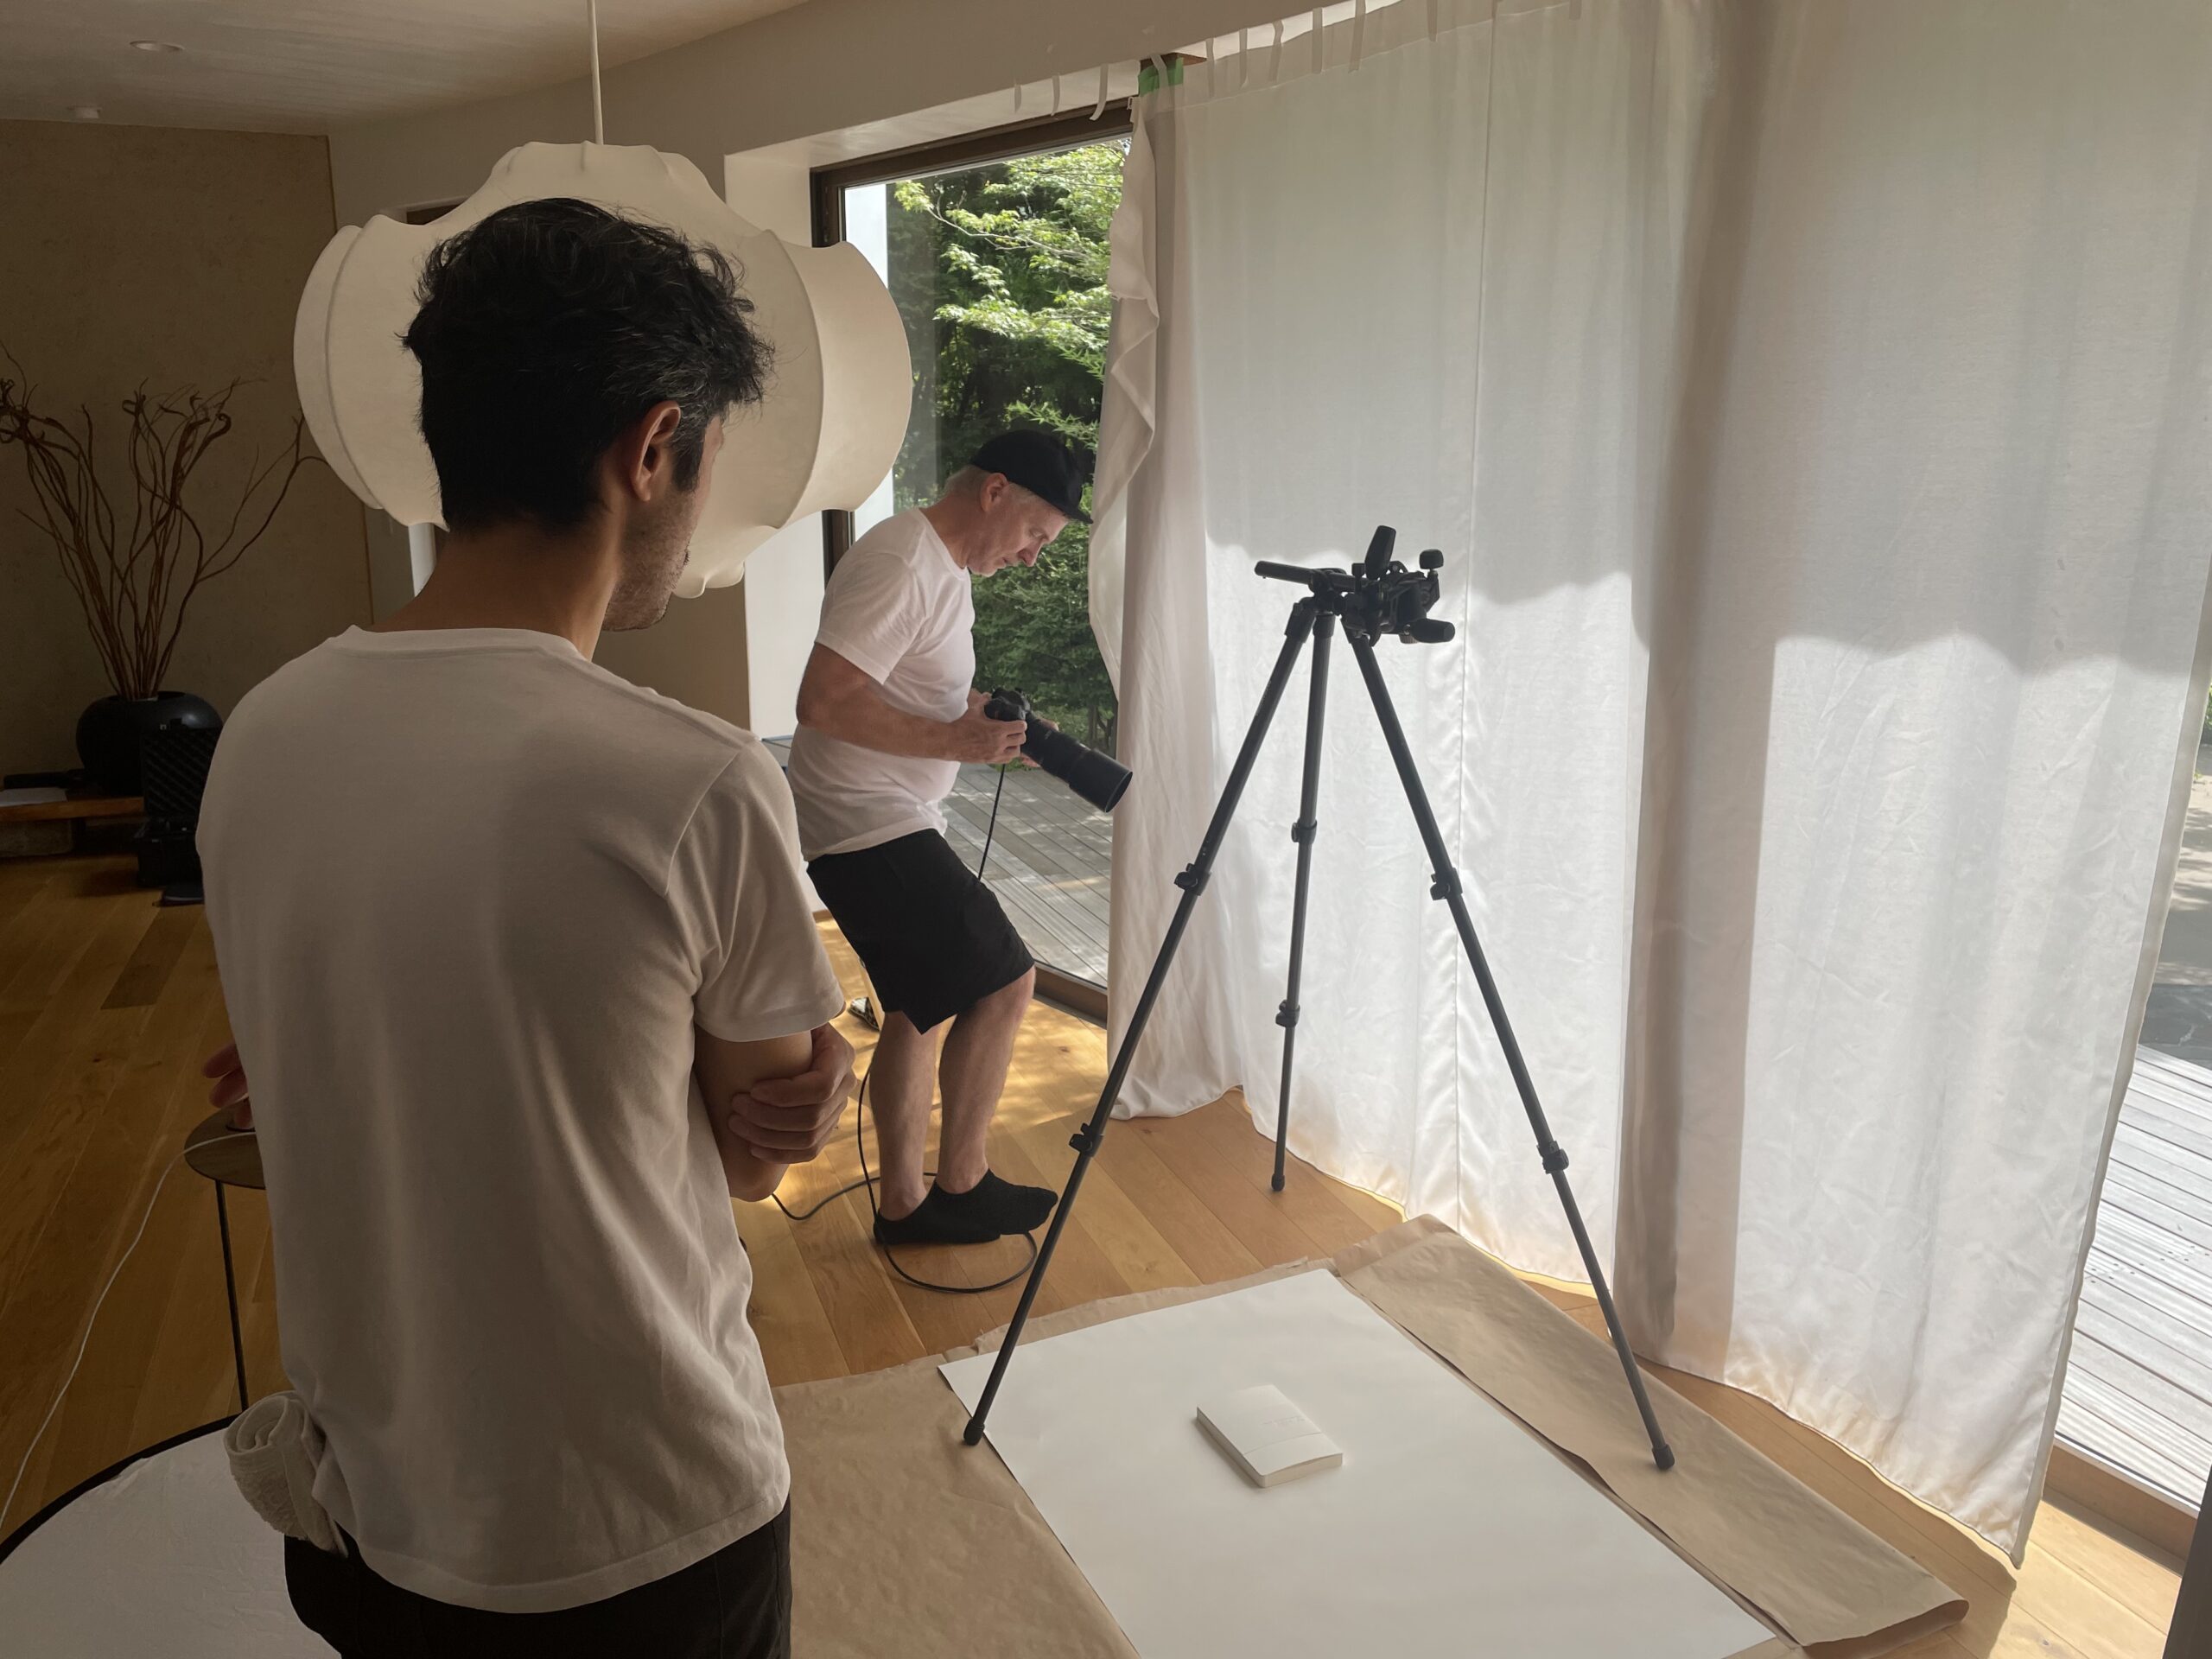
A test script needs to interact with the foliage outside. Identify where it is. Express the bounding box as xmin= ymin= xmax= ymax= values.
xmin=886 ymin=143 xmax=1124 ymax=750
